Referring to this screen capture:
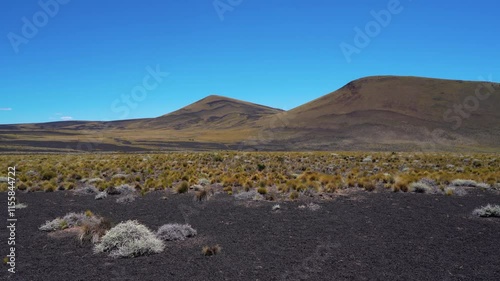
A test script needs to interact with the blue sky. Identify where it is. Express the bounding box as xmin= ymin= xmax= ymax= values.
xmin=1 ymin=0 xmax=499 ymax=124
